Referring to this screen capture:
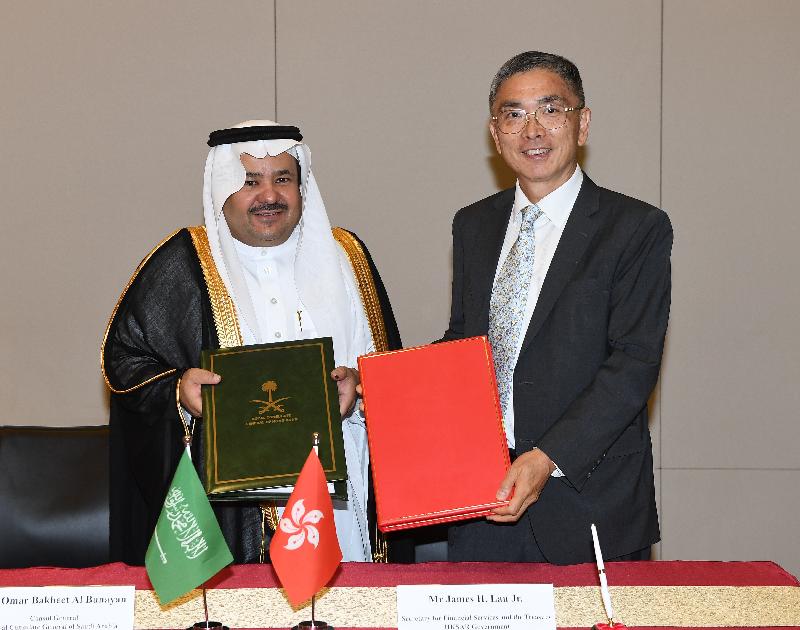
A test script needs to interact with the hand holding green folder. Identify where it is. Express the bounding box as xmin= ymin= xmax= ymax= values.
xmin=201 ymin=336 xmax=347 ymax=501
